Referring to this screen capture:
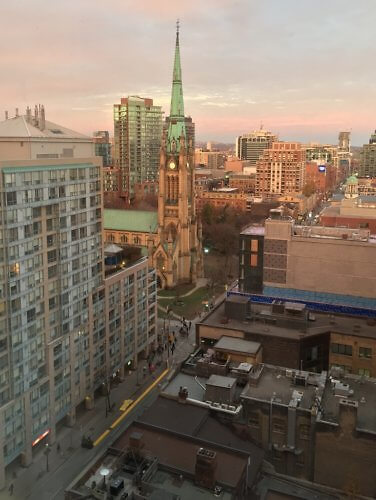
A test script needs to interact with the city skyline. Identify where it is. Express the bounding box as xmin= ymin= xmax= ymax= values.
xmin=1 ymin=0 xmax=376 ymax=145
